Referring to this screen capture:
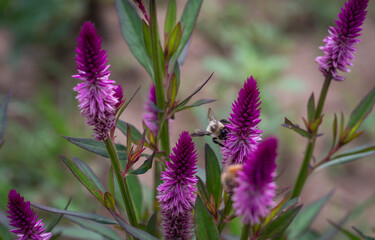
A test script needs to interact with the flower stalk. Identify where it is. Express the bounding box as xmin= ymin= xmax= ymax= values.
xmin=240 ymin=224 xmax=251 ymax=240
xmin=104 ymin=138 xmax=138 ymax=228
